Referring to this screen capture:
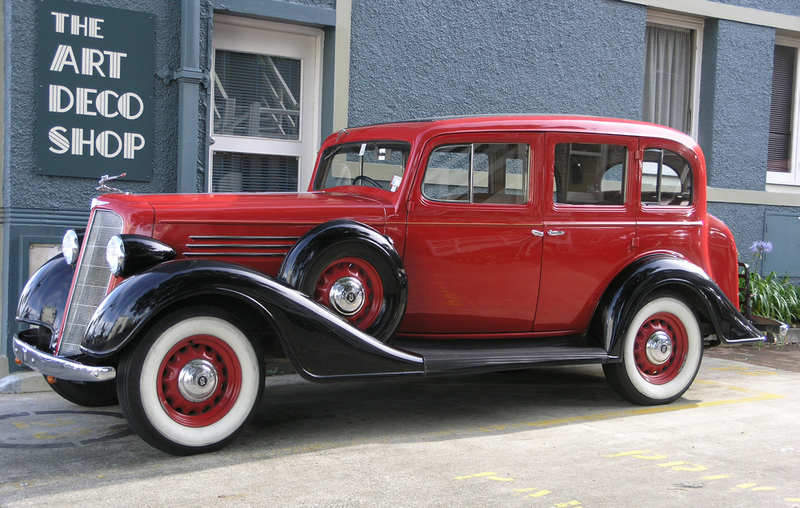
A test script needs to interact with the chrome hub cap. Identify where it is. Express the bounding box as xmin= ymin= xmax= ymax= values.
xmin=177 ymin=359 xmax=219 ymax=403
xmin=329 ymin=276 xmax=365 ymax=316
xmin=645 ymin=331 xmax=673 ymax=365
